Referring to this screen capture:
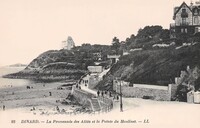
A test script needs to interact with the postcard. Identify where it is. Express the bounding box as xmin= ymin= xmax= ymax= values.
xmin=0 ymin=0 xmax=200 ymax=128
